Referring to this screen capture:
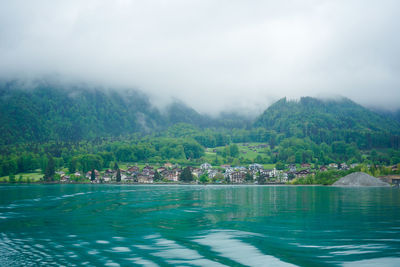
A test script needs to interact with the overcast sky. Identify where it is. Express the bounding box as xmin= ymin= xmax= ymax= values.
xmin=0 ymin=0 xmax=399 ymax=114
